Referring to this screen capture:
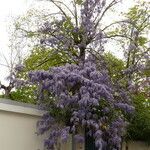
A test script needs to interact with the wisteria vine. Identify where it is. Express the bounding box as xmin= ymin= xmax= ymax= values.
xmin=29 ymin=56 xmax=134 ymax=150
xmin=28 ymin=0 xmax=135 ymax=150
